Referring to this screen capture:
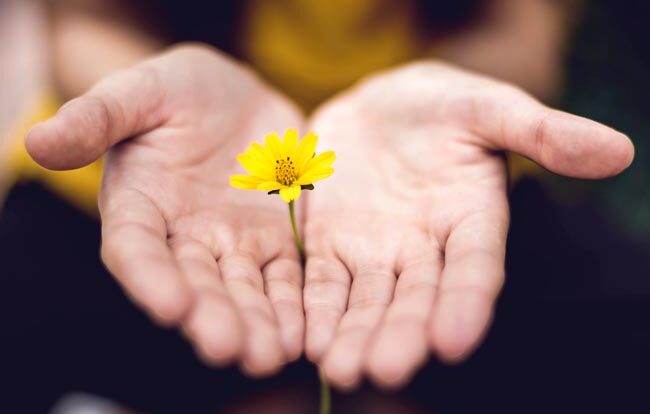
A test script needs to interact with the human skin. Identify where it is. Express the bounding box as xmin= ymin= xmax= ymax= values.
xmin=302 ymin=62 xmax=634 ymax=388
xmin=27 ymin=45 xmax=307 ymax=376
xmin=25 ymin=44 xmax=634 ymax=386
